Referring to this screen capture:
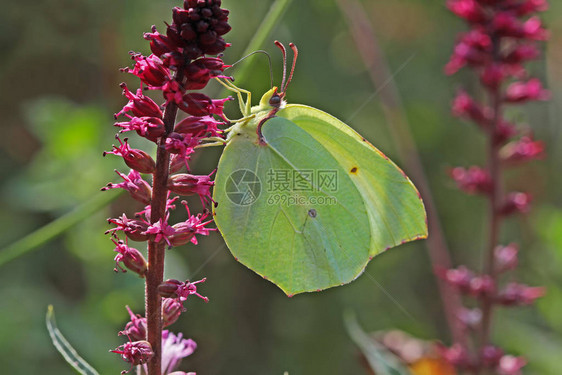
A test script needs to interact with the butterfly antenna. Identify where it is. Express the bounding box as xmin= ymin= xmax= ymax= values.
xmin=284 ymin=43 xmax=299 ymax=93
xmin=226 ymin=50 xmax=274 ymax=88
xmin=274 ymin=40 xmax=288 ymax=93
